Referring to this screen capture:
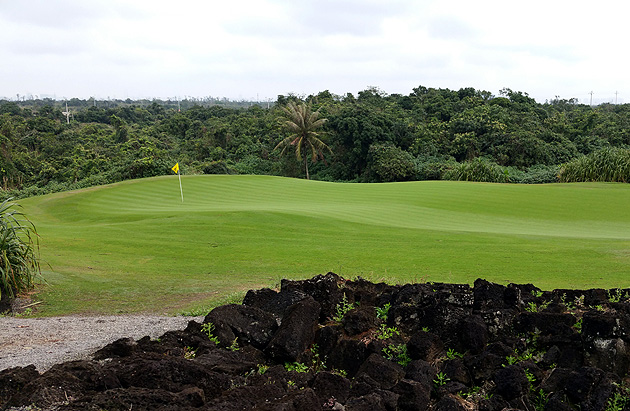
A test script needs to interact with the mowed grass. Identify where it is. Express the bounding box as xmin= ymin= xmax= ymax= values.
xmin=19 ymin=175 xmax=630 ymax=316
